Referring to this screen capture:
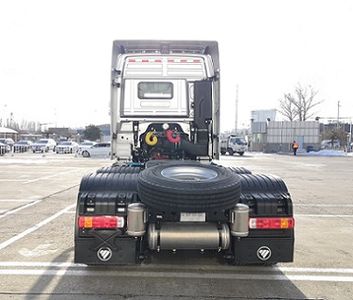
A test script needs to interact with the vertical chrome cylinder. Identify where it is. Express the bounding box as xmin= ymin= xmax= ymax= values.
xmin=126 ymin=203 xmax=146 ymax=236
xmin=230 ymin=203 xmax=249 ymax=237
